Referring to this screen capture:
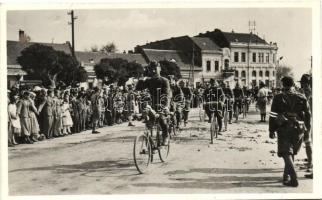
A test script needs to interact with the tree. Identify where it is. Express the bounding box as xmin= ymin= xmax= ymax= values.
xmin=100 ymin=42 xmax=117 ymax=53
xmin=159 ymin=60 xmax=182 ymax=80
xmin=17 ymin=43 xmax=87 ymax=88
xmin=94 ymin=58 xmax=144 ymax=86
xmin=276 ymin=65 xmax=294 ymax=87
xmin=90 ymin=45 xmax=99 ymax=52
